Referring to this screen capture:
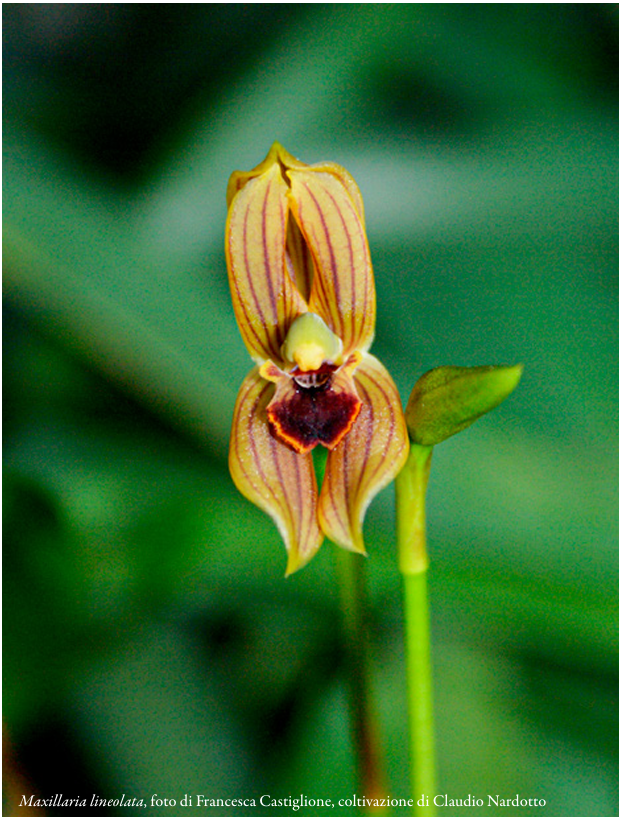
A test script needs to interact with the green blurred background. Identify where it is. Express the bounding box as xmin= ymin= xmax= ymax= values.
xmin=3 ymin=4 xmax=618 ymax=817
